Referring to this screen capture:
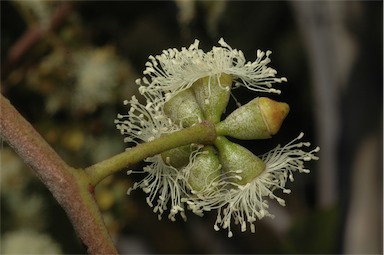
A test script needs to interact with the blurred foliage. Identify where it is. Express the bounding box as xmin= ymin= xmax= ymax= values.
xmin=1 ymin=1 xmax=382 ymax=254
